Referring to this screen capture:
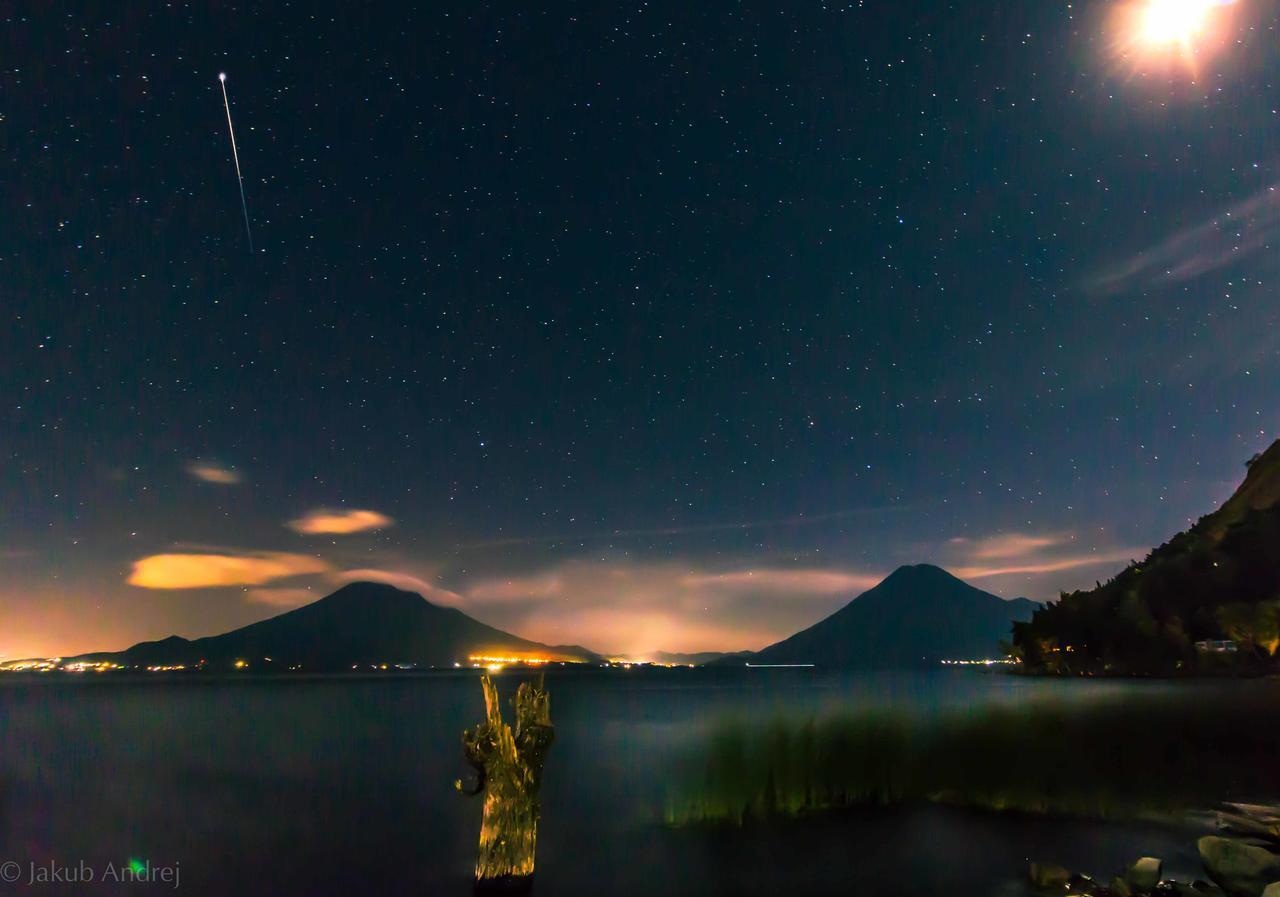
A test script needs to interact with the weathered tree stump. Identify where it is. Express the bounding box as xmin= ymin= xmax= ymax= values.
xmin=456 ymin=673 xmax=554 ymax=895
